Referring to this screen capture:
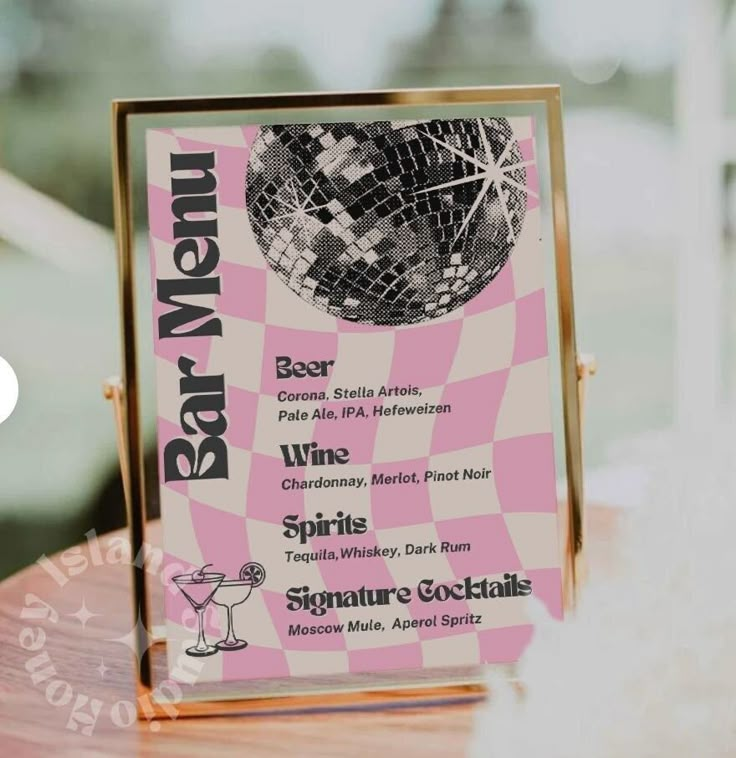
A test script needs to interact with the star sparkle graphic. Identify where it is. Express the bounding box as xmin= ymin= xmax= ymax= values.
xmin=67 ymin=598 xmax=100 ymax=630
xmin=106 ymin=611 xmax=155 ymax=666
xmin=414 ymin=117 xmax=537 ymax=246
xmin=270 ymin=178 xmax=328 ymax=239
xmin=96 ymin=658 xmax=109 ymax=680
